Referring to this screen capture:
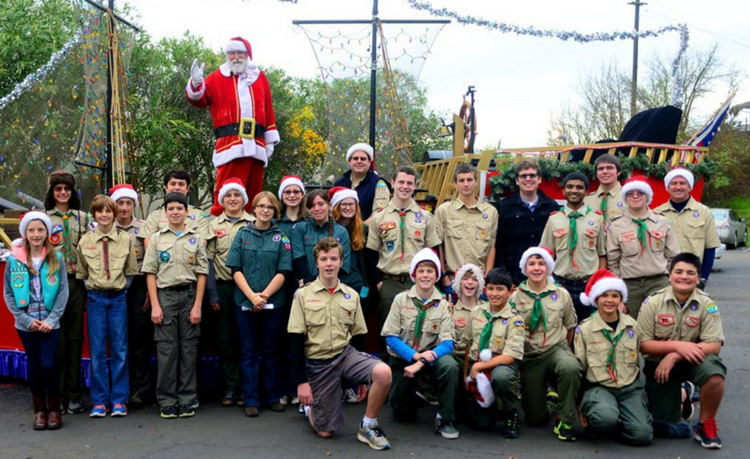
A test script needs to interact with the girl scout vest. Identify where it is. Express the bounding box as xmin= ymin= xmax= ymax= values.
xmin=9 ymin=252 xmax=62 ymax=311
